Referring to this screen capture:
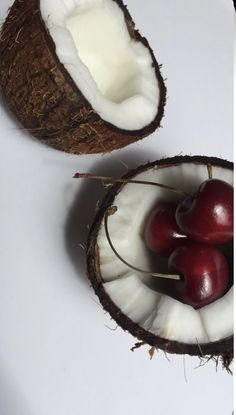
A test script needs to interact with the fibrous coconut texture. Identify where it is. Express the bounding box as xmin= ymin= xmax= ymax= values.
xmin=0 ymin=0 xmax=166 ymax=154
xmin=87 ymin=156 xmax=233 ymax=370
